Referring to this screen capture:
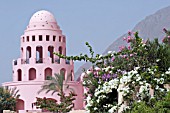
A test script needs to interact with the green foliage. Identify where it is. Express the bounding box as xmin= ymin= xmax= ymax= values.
xmin=54 ymin=29 xmax=170 ymax=113
xmin=124 ymin=91 xmax=170 ymax=113
xmin=38 ymin=73 xmax=65 ymax=95
xmin=0 ymin=87 xmax=19 ymax=112
xmin=34 ymin=91 xmax=76 ymax=113
xmin=36 ymin=73 xmax=76 ymax=112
